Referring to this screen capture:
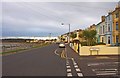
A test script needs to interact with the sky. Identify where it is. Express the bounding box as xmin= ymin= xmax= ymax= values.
xmin=1 ymin=1 xmax=118 ymax=37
